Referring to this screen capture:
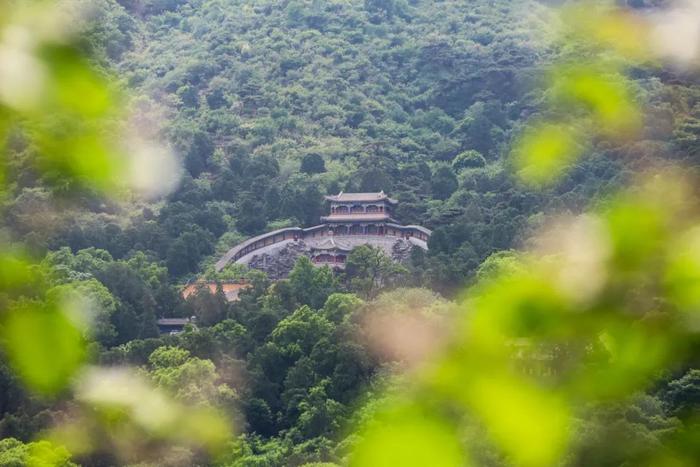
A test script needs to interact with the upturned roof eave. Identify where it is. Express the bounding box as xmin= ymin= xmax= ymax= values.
xmin=320 ymin=215 xmax=397 ymax=223
xmin=324 ymin=193 xmax=398 ymax=204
